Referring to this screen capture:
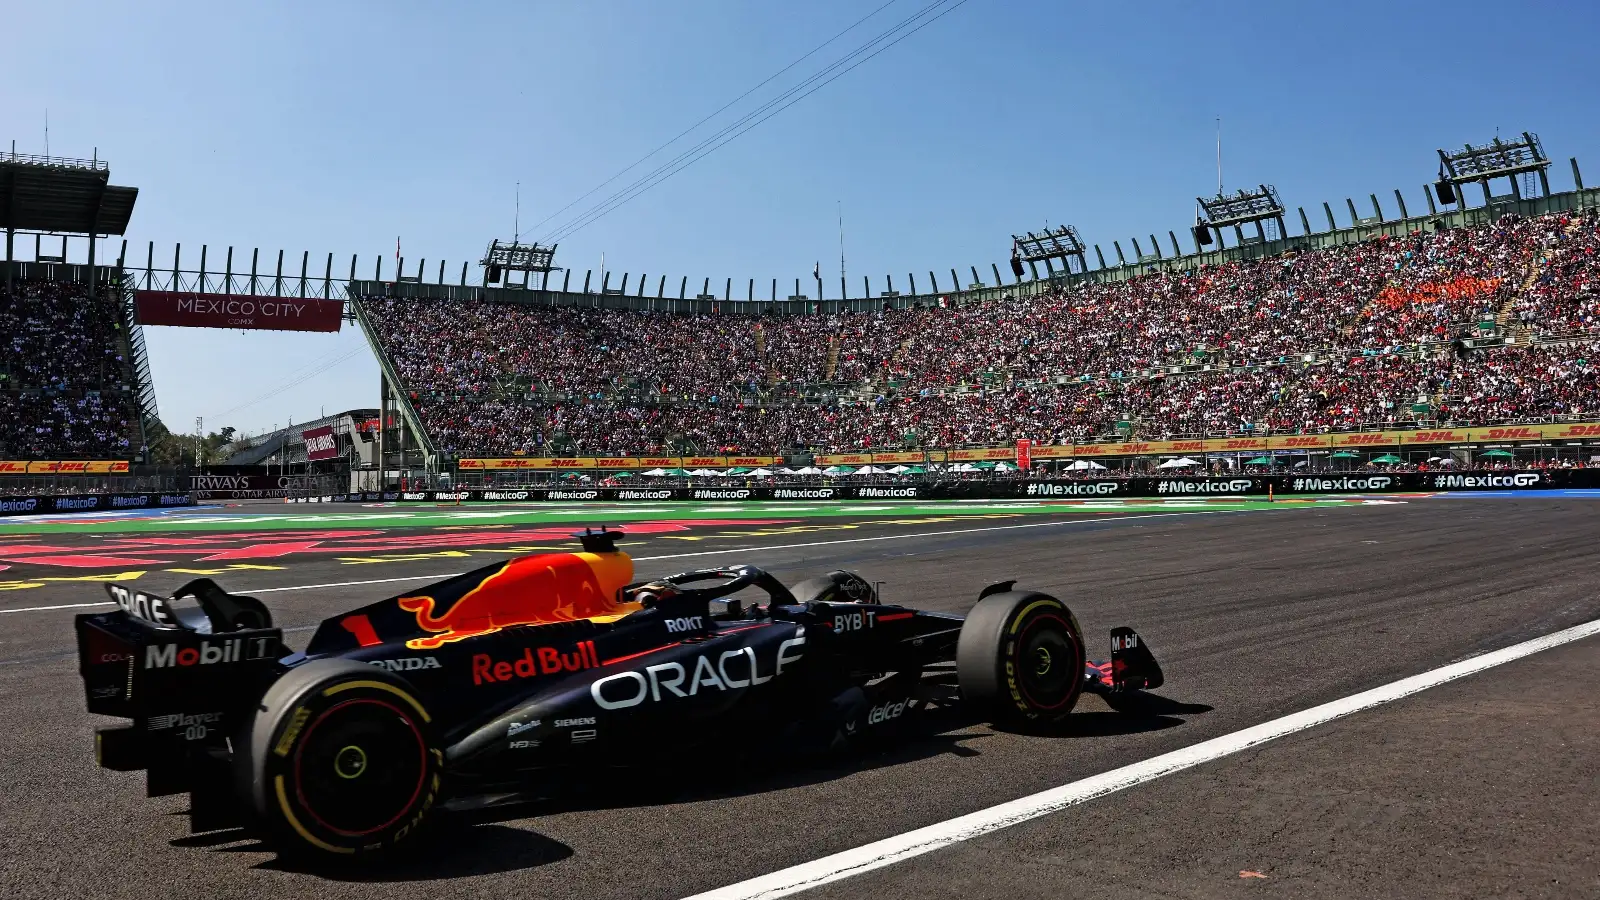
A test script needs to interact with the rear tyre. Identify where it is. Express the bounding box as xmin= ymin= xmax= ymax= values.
xmin=242 ymin=659 xmax=441 ymax=860
xmin=956 ymin=591 xmax=1086 ymax=725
